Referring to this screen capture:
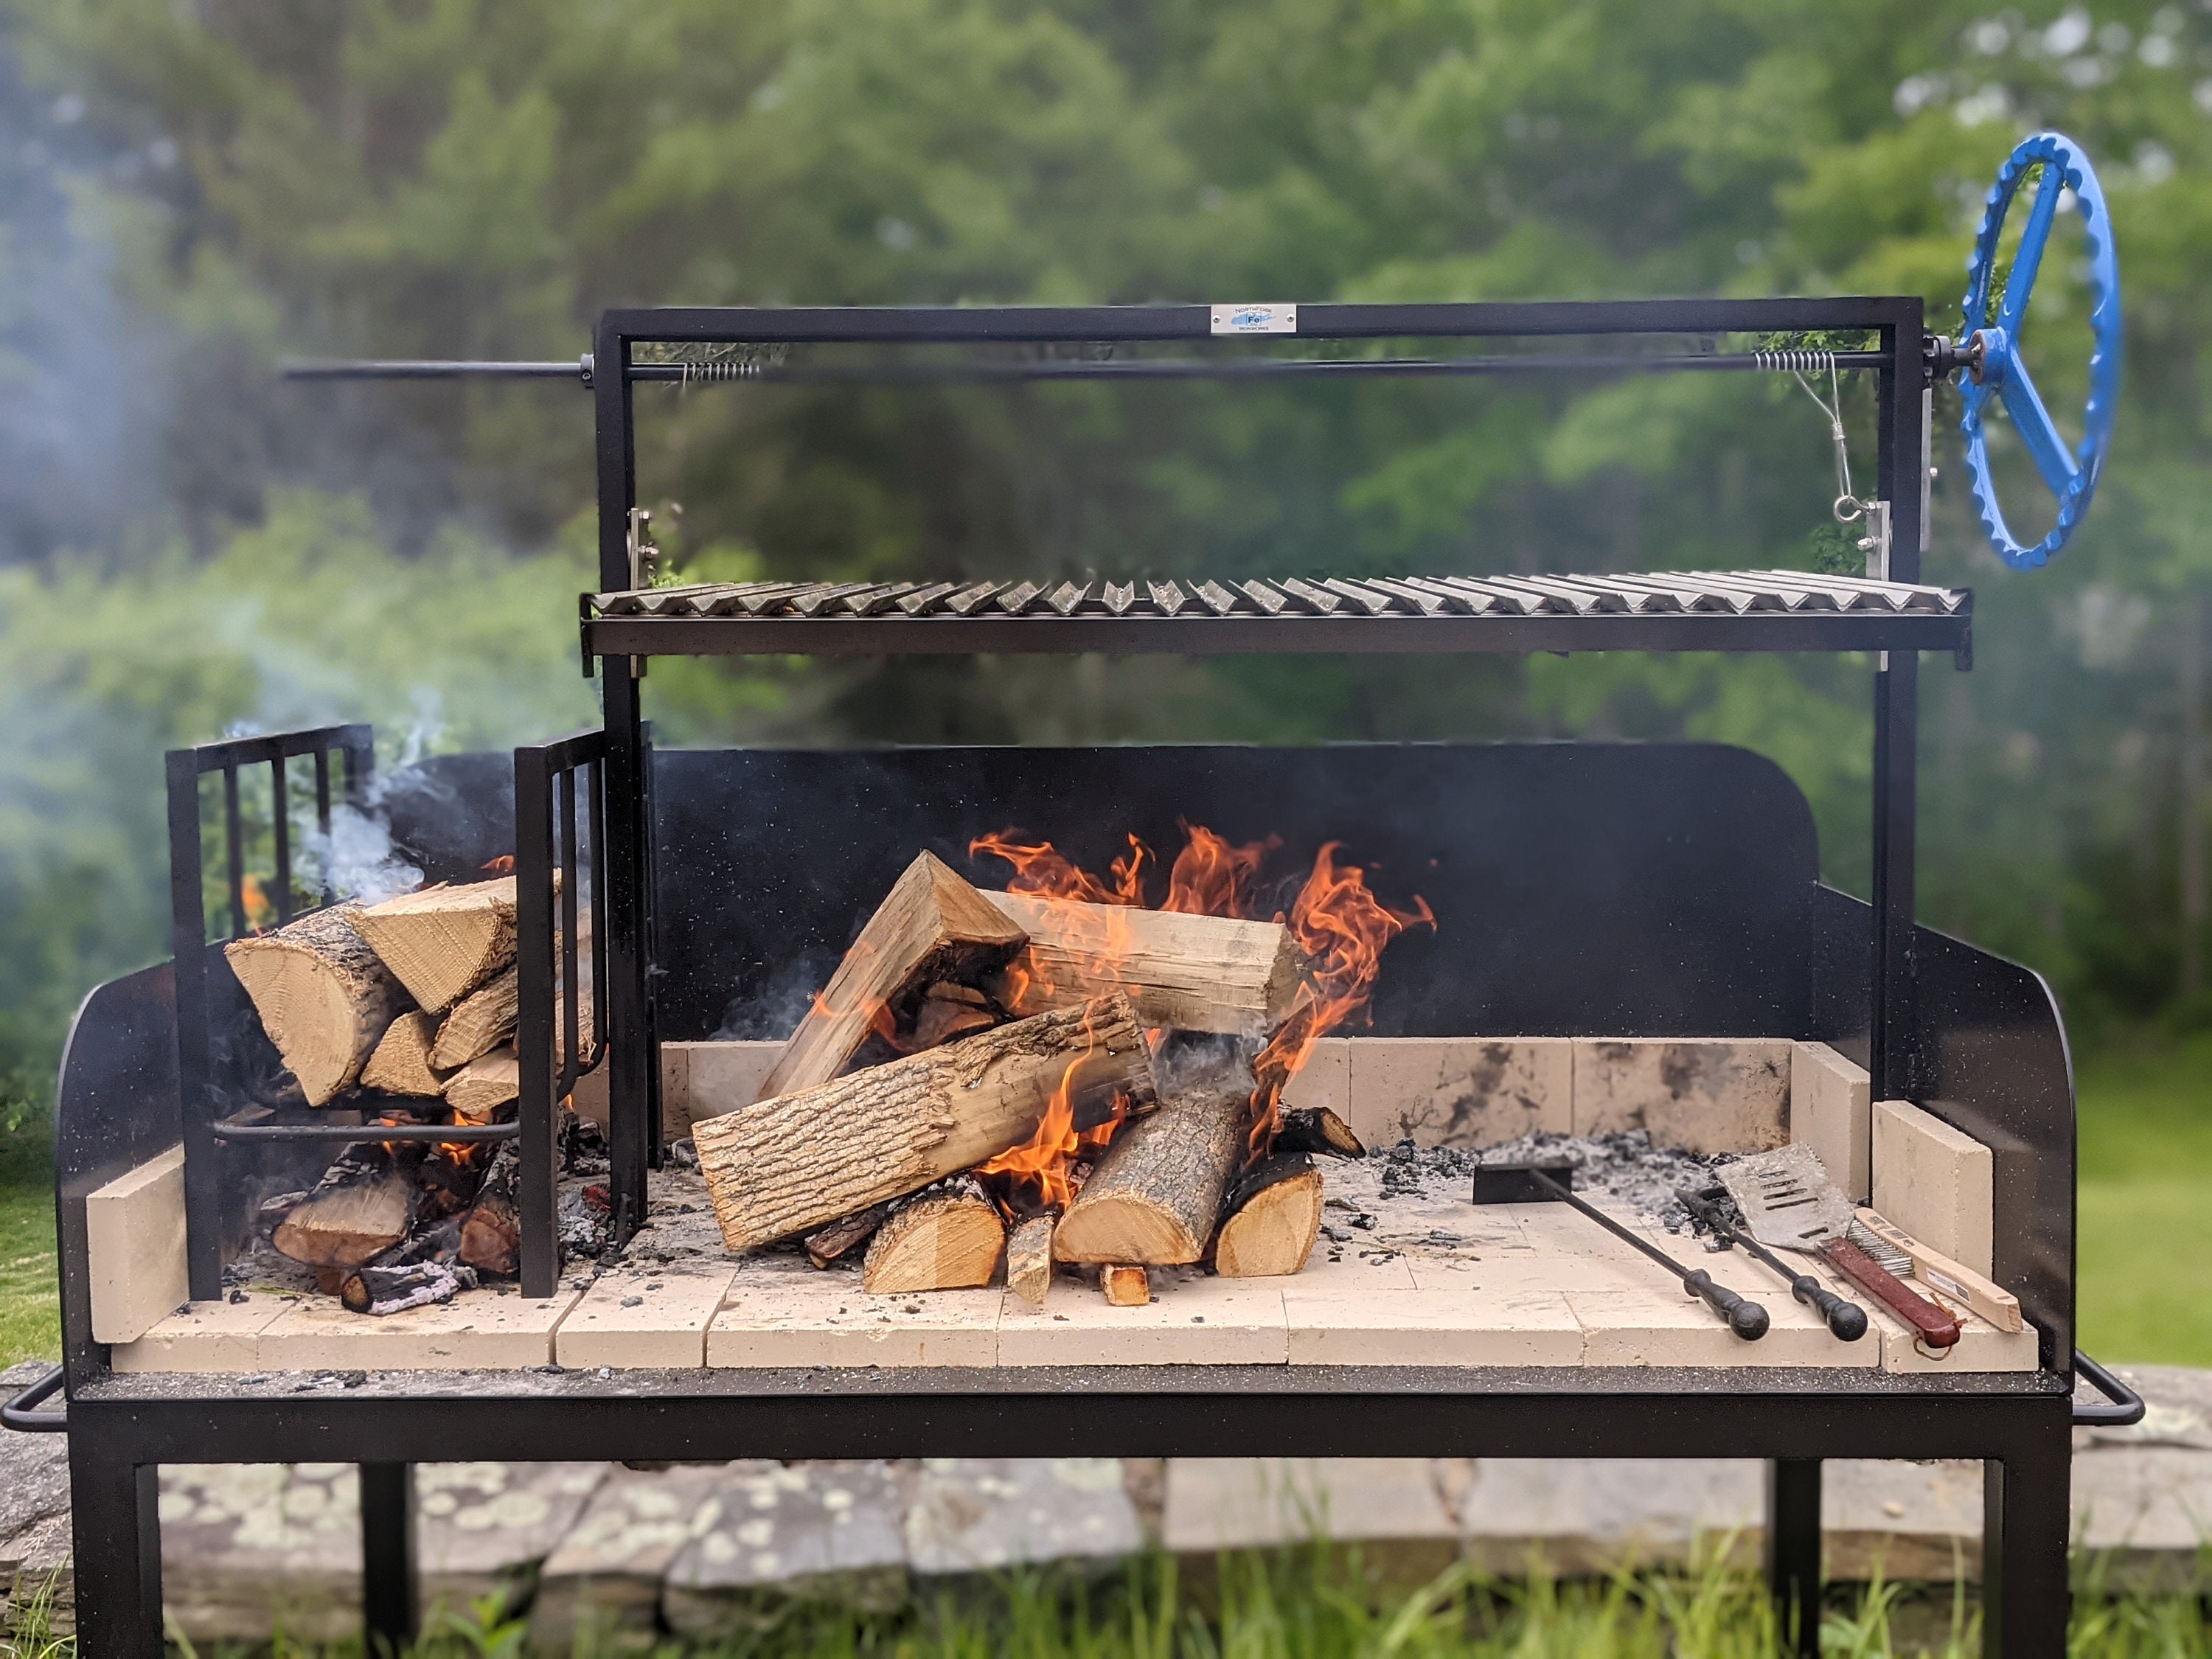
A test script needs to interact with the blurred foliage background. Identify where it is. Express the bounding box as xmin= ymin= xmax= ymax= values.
xmin=1 ymin=0 xmax=2211 ymax=1133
